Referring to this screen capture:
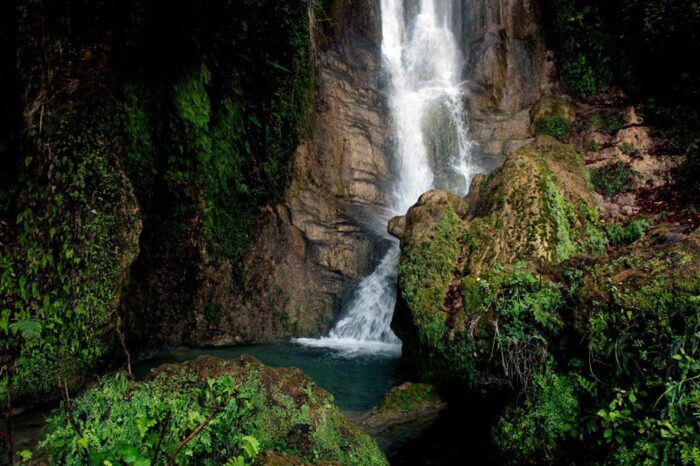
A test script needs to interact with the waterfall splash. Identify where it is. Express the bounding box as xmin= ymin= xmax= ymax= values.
xmin=297 ymin=0 xmax=475 ymax=355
